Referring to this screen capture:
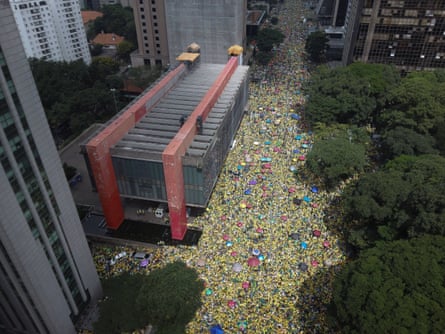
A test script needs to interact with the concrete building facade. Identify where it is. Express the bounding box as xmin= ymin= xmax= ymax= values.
xmin=342 ymin=0 xmax=445 ymax=70
xmin=131 ymin=0 xmax=170 ymax=67
xmin=83 ymin=52 xmax=249 ymax=240
xmin=130 ymin=0 xmax=247 ymax=67
xmin=10 ymin=0 xmax=91 ymax=64
xmin=0 ymin=3 xmax=101 ymax=333
xmin=165 ymin=0 xmax=247 ymax=65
